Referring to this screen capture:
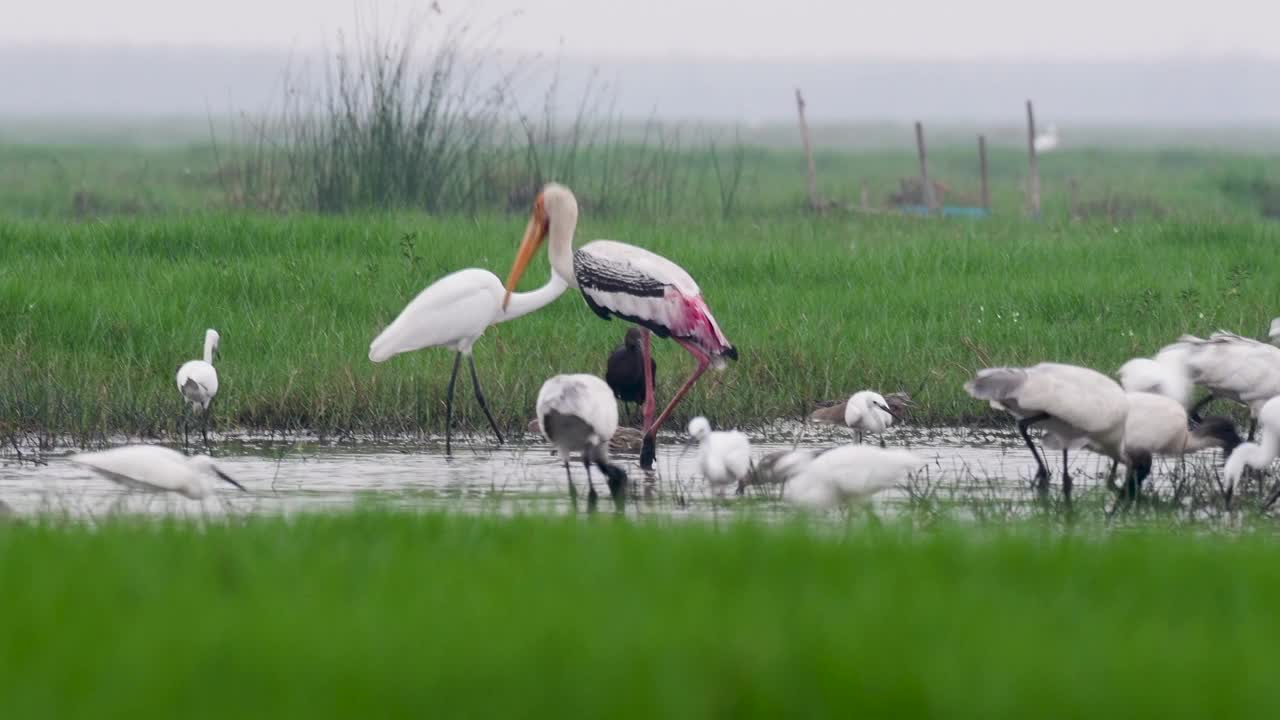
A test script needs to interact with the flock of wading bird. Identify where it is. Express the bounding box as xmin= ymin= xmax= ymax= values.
xmin=67 ymin=183 xmax=1280 ymax=515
